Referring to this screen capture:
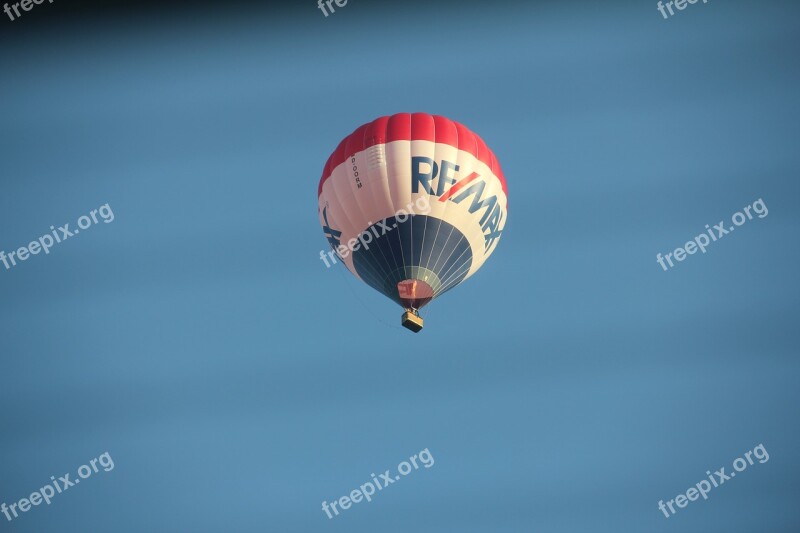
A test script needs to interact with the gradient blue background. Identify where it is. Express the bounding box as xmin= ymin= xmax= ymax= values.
xmin=1 ymin=1 xmax=798 ymax=531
